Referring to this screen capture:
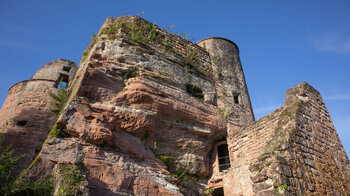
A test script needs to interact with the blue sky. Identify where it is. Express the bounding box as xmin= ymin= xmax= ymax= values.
xmin=0 ymin=1 xmax=349 ymax=155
